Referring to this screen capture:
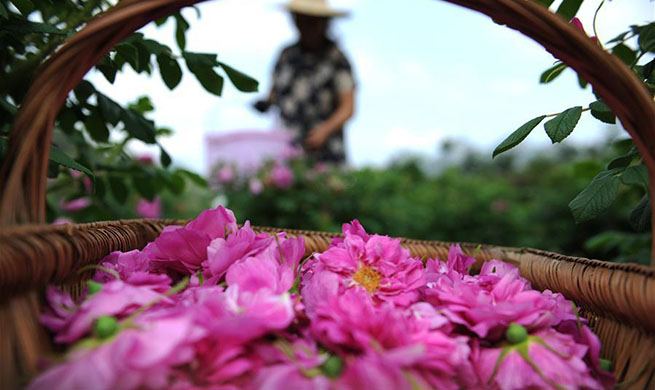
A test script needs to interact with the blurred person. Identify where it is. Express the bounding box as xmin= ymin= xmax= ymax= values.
xmin=253 ymin=0 xmax=356 ymax=164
